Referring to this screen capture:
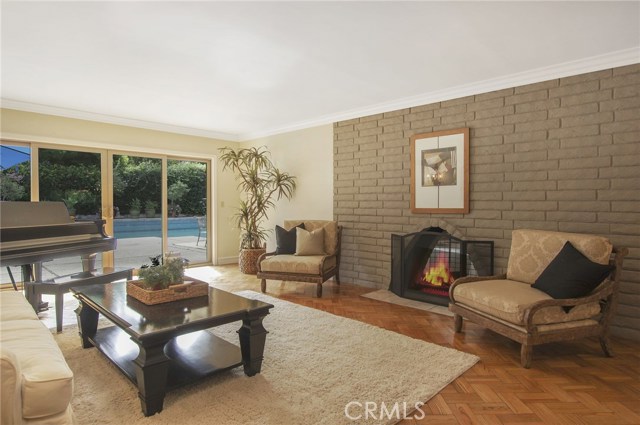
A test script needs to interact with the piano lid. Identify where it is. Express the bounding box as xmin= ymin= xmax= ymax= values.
xmin=0 ymin=201 xmax=73 ymax=228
